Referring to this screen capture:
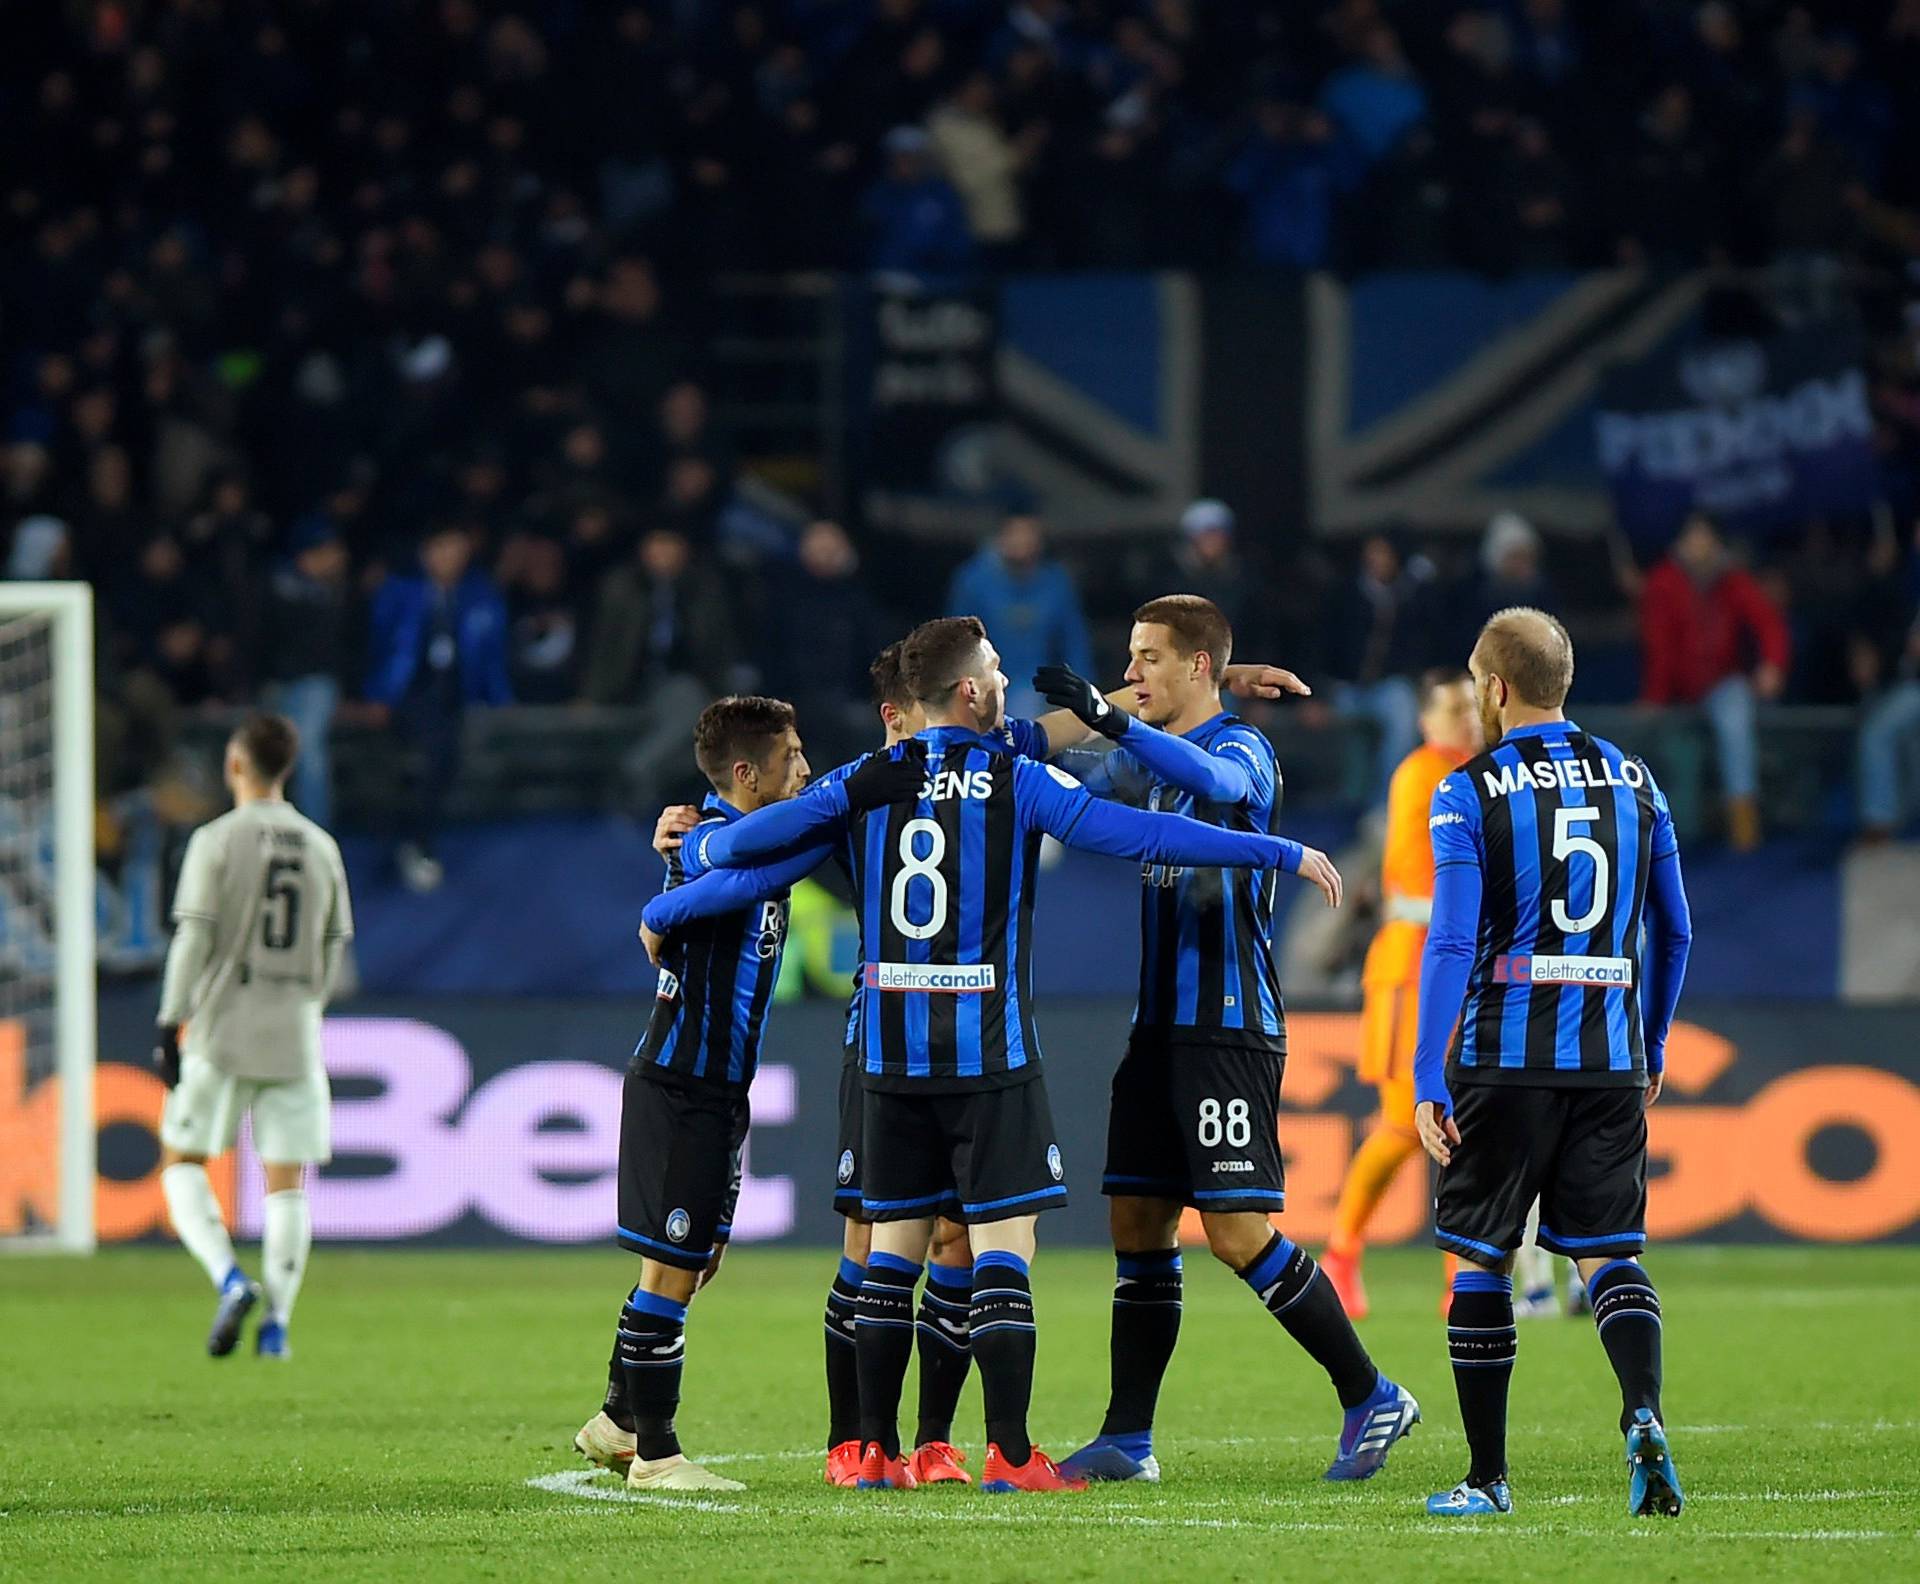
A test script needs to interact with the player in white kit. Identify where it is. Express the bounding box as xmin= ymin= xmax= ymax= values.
xmin=154 ymin=714 xmax=353 ymax=1359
